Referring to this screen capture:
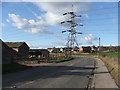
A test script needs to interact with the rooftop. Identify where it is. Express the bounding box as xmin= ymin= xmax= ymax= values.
xmin=5 ymin=42 xmax=25 ymax=48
